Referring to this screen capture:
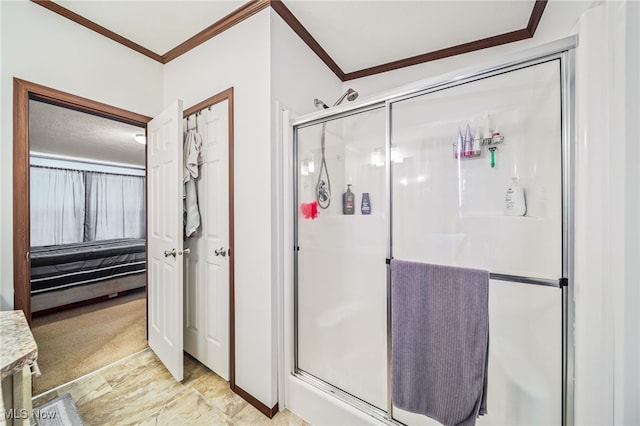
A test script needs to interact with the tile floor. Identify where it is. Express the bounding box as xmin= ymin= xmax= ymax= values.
xmin=32 ymin=348 xmax=309 ymax=425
